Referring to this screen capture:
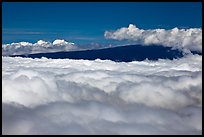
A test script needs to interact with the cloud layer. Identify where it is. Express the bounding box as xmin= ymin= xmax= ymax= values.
xmin=2 ymin=55 xmax=202 ymax=135
xmin=104 ymin=24 xmax=202 ymax=53
xmin=2 ymin=39 xmax=77 ymax=56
